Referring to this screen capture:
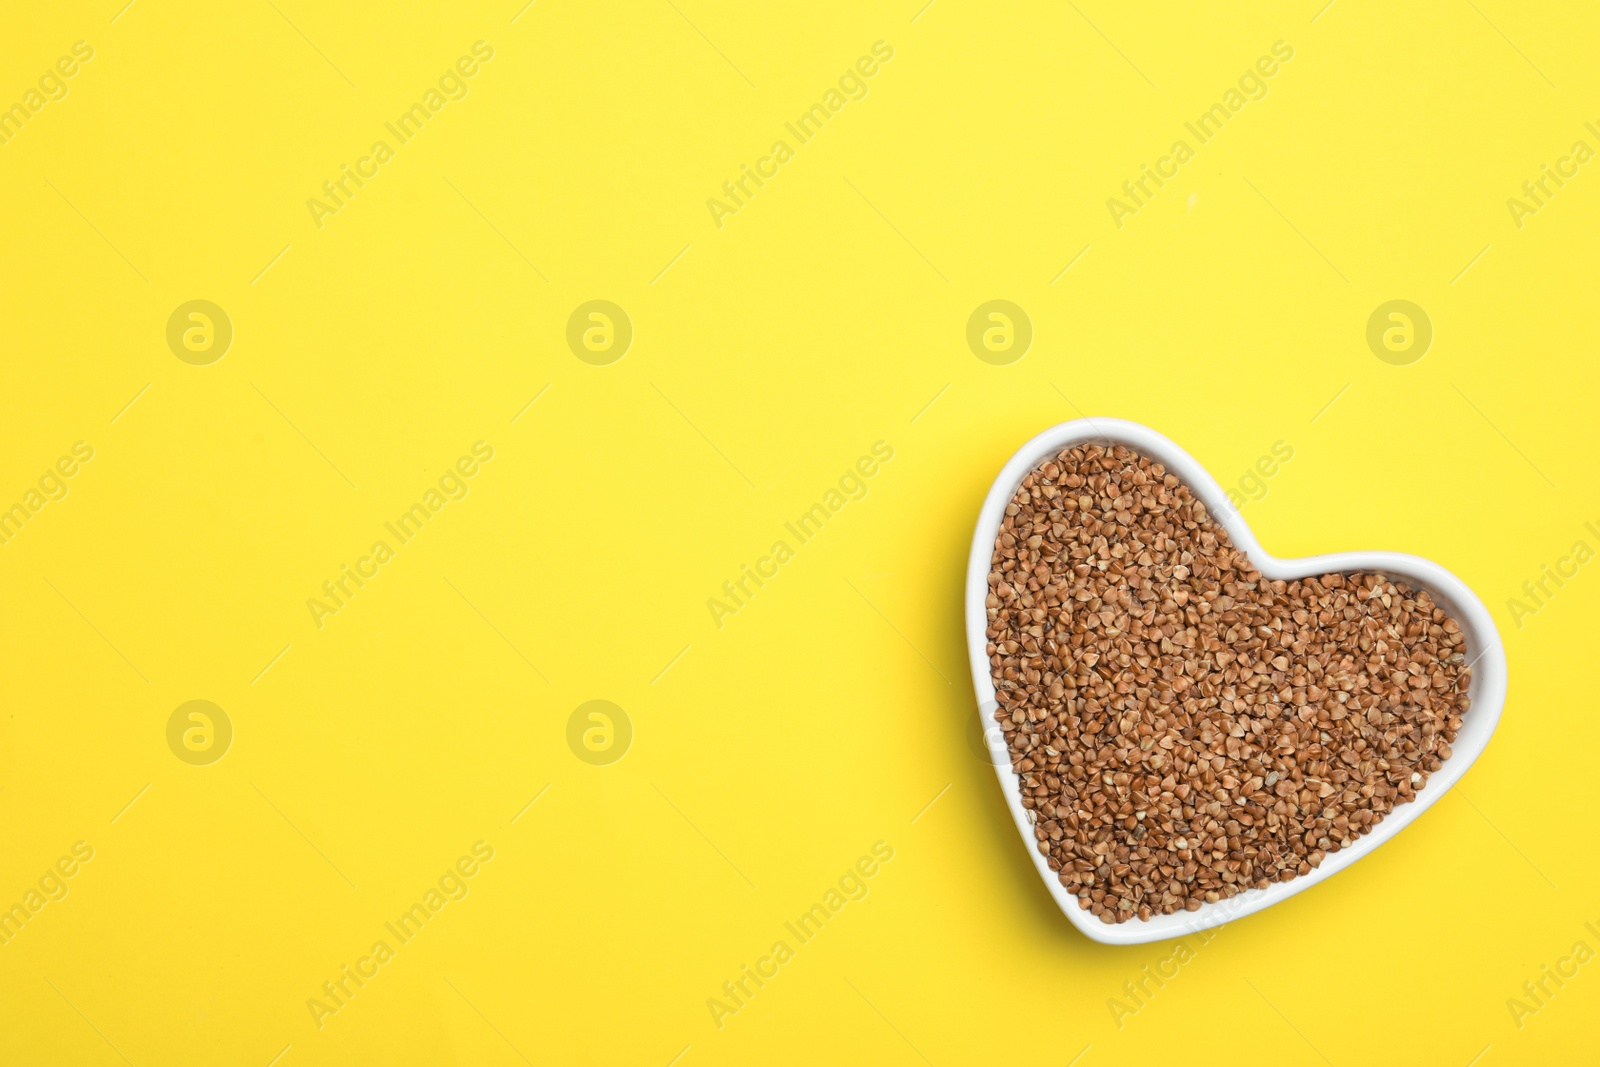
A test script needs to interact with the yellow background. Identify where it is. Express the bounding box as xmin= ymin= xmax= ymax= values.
xmin=2 ymin=0 xmax=1597 ymax=1063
